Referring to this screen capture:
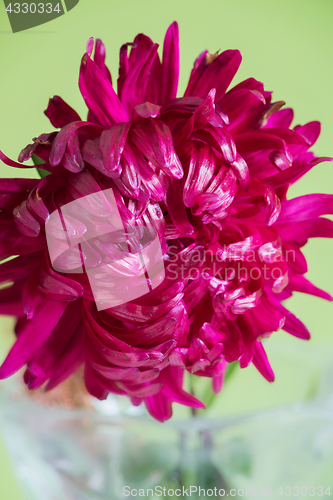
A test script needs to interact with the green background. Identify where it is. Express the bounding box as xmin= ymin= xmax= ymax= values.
xmin=0 ymin=0 xmax=333 ymax=497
